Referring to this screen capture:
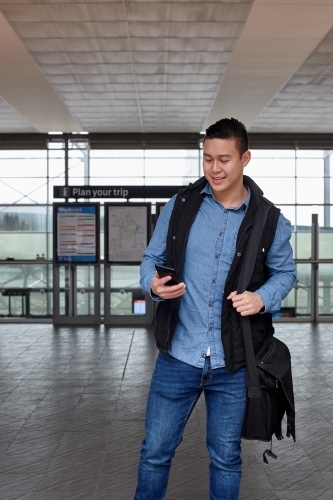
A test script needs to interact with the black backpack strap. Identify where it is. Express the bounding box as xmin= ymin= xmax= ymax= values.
xmin=237 ymin=199 xmax=272 ymax=398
